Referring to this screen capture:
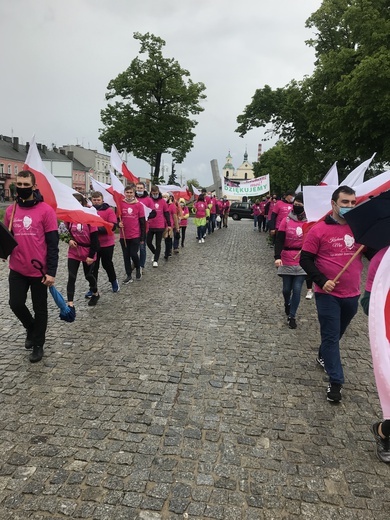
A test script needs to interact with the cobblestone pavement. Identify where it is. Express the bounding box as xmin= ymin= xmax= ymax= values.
xmin=0 ymin=219 xmax=389 ymax=520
